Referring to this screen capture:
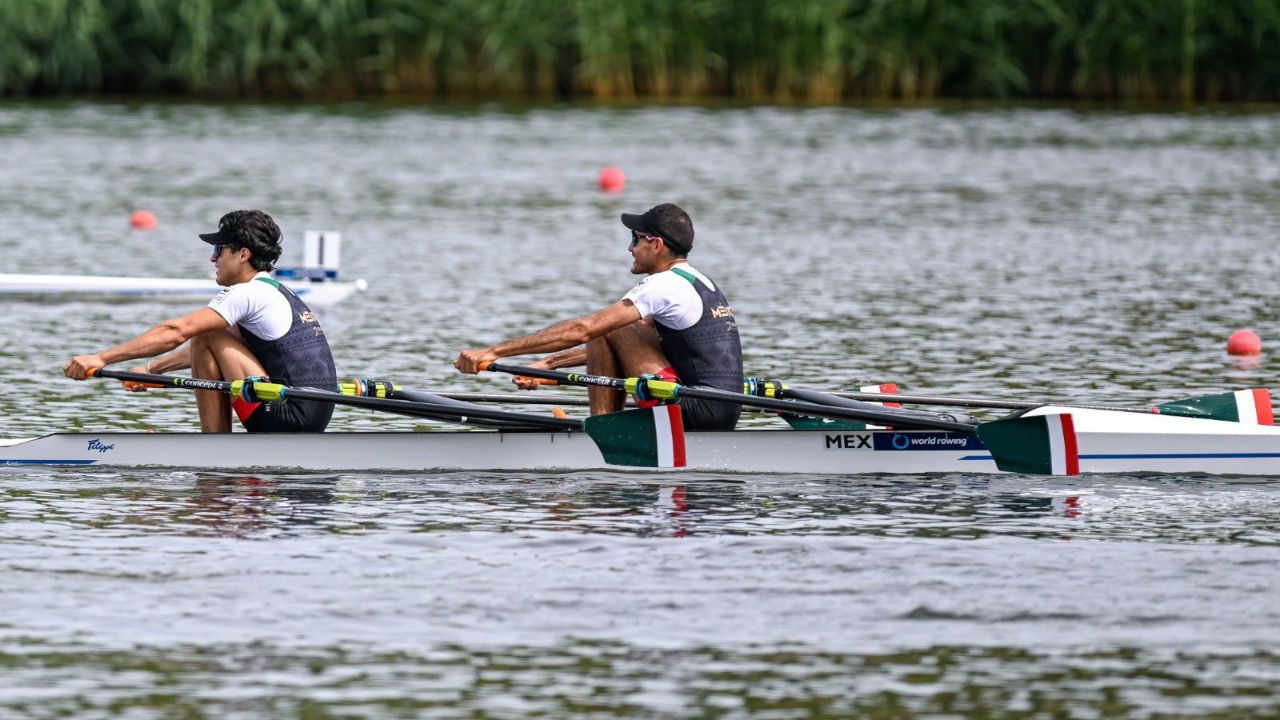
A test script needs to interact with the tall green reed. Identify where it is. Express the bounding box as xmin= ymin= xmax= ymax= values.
xmin=1 ymin=0 xmax=1277 ymax=102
